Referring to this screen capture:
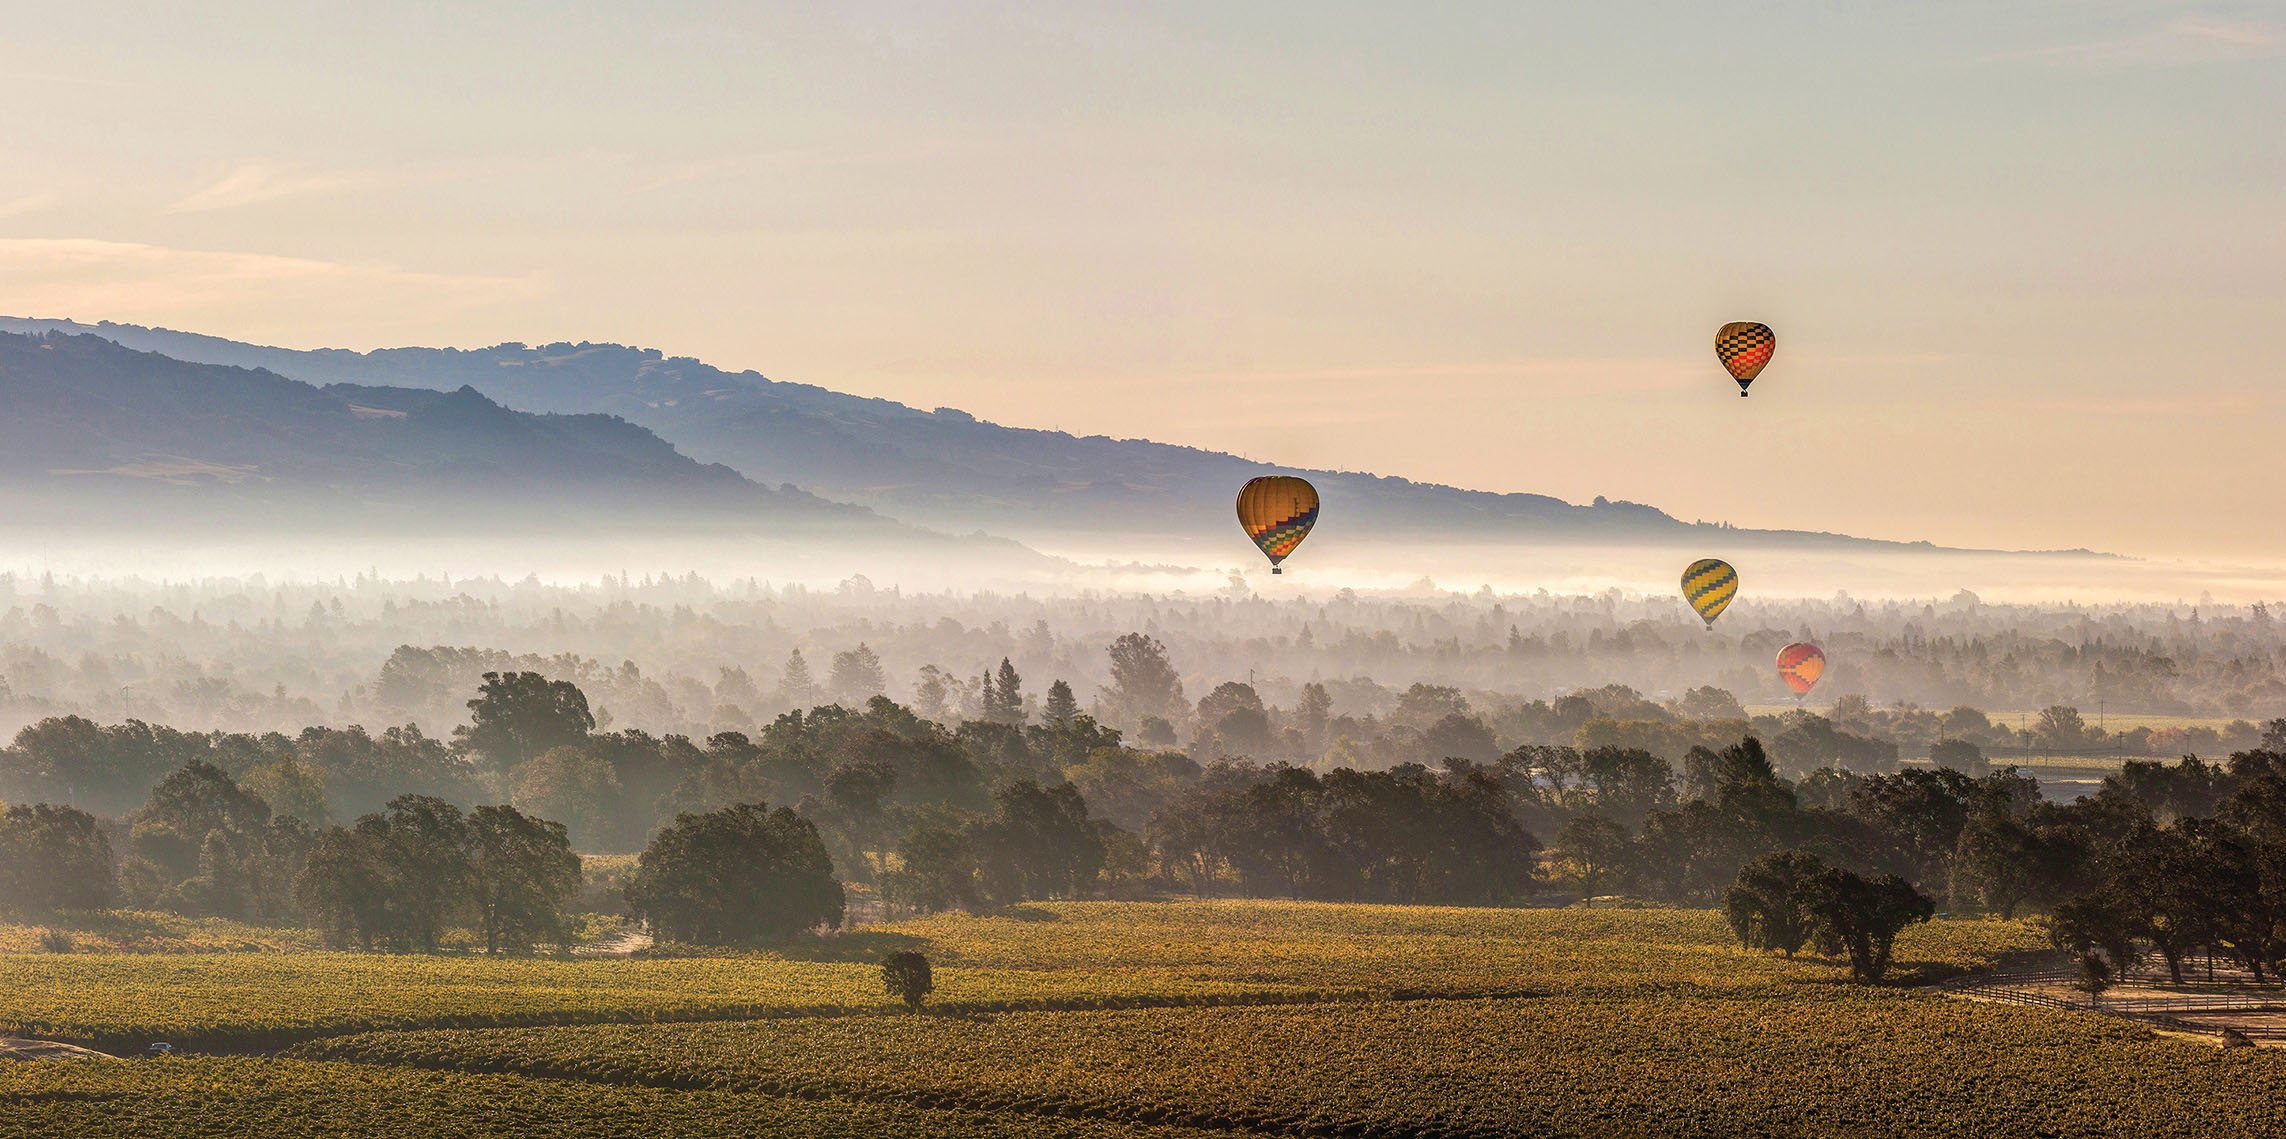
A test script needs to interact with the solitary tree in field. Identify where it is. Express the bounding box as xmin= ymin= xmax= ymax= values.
xmin=881 ymin=950 xmax=934 ymax=1010
xmin=2036 ymin=705 xmax=2090 ymax=751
